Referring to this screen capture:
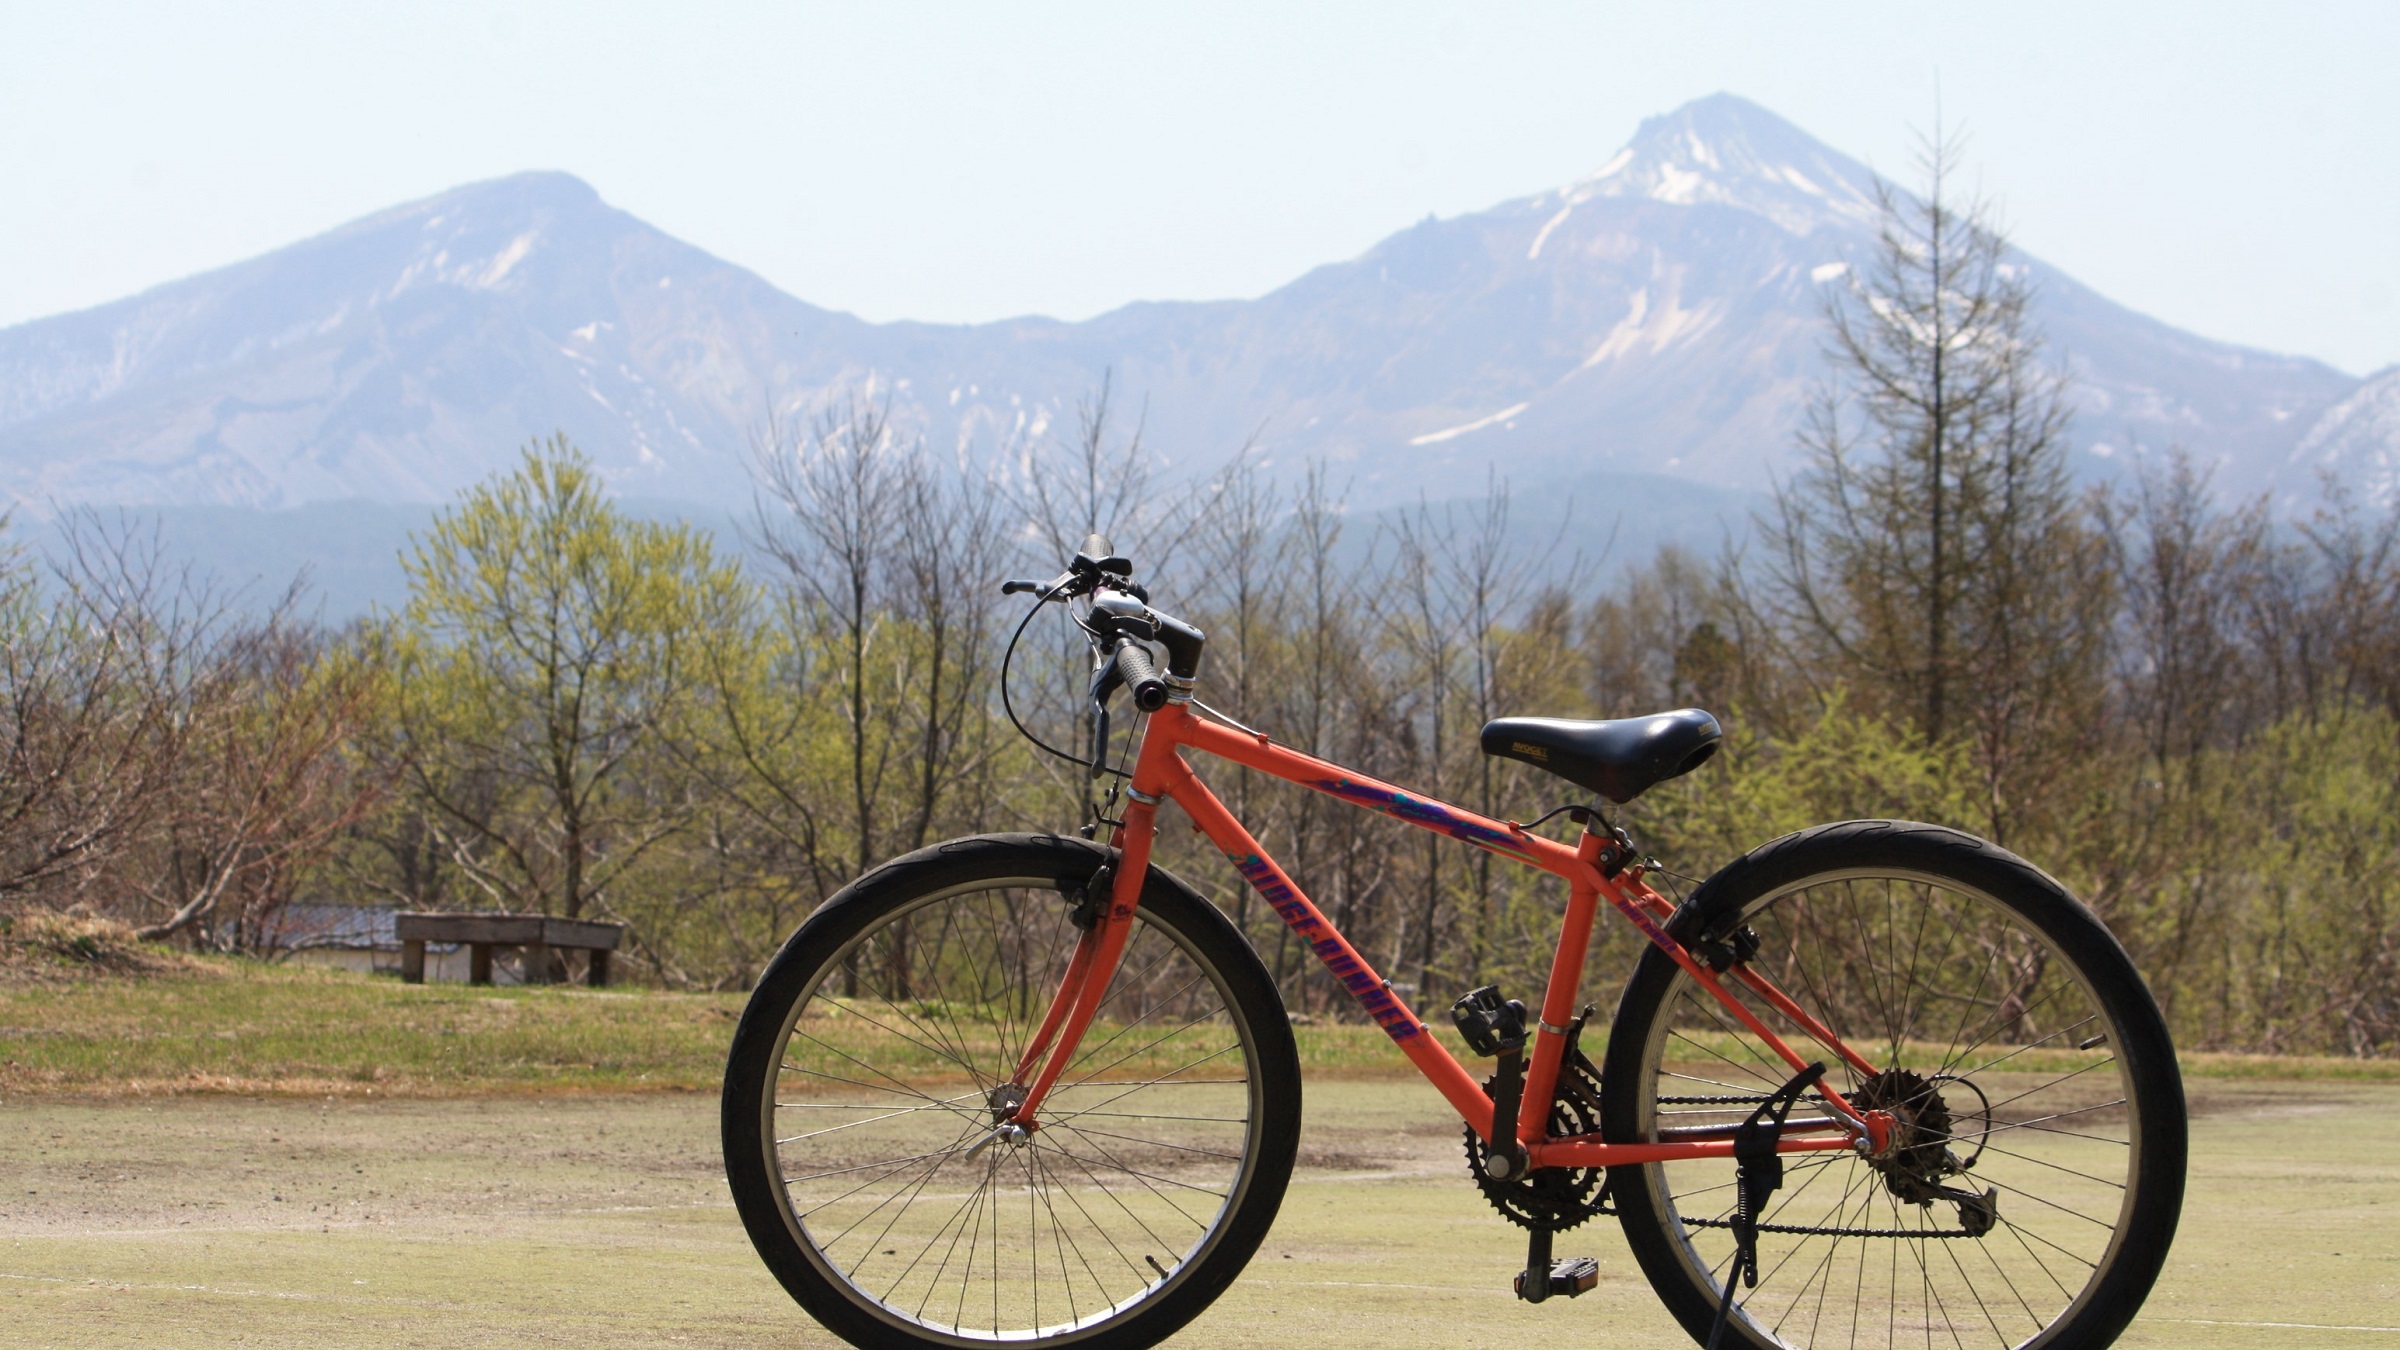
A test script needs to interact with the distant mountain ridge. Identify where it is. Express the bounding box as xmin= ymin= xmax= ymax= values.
xmin=0 ymin=94 xmax=2379 ymax=515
